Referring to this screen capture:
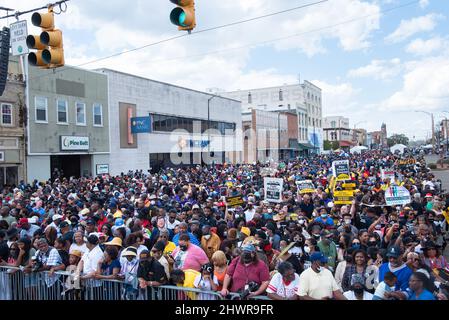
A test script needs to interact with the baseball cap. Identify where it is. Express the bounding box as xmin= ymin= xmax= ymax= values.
xmin=115 ymin=218 xmax=124 ymax=227
xmin=52 ymin=214 xmax=63 ymax=221
xmin=192 ymin=204 xmax=200 ymax=209
xmin=17 ymin=218 xmax=28 ymax=227
xmin=310 ymin=252 xmax=328 ymax=263
xmin=386 ymin=245 xmax=402 ymax=258
xmin=242 ymin=244 xmax=256 ymax=252
xmin=85 ymin=219 xmax=95 ymax=225
xmin=240 ymin=227 xmax=251 ymax=237
xmin=59 ymin=221 xmax=70 ymax=229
